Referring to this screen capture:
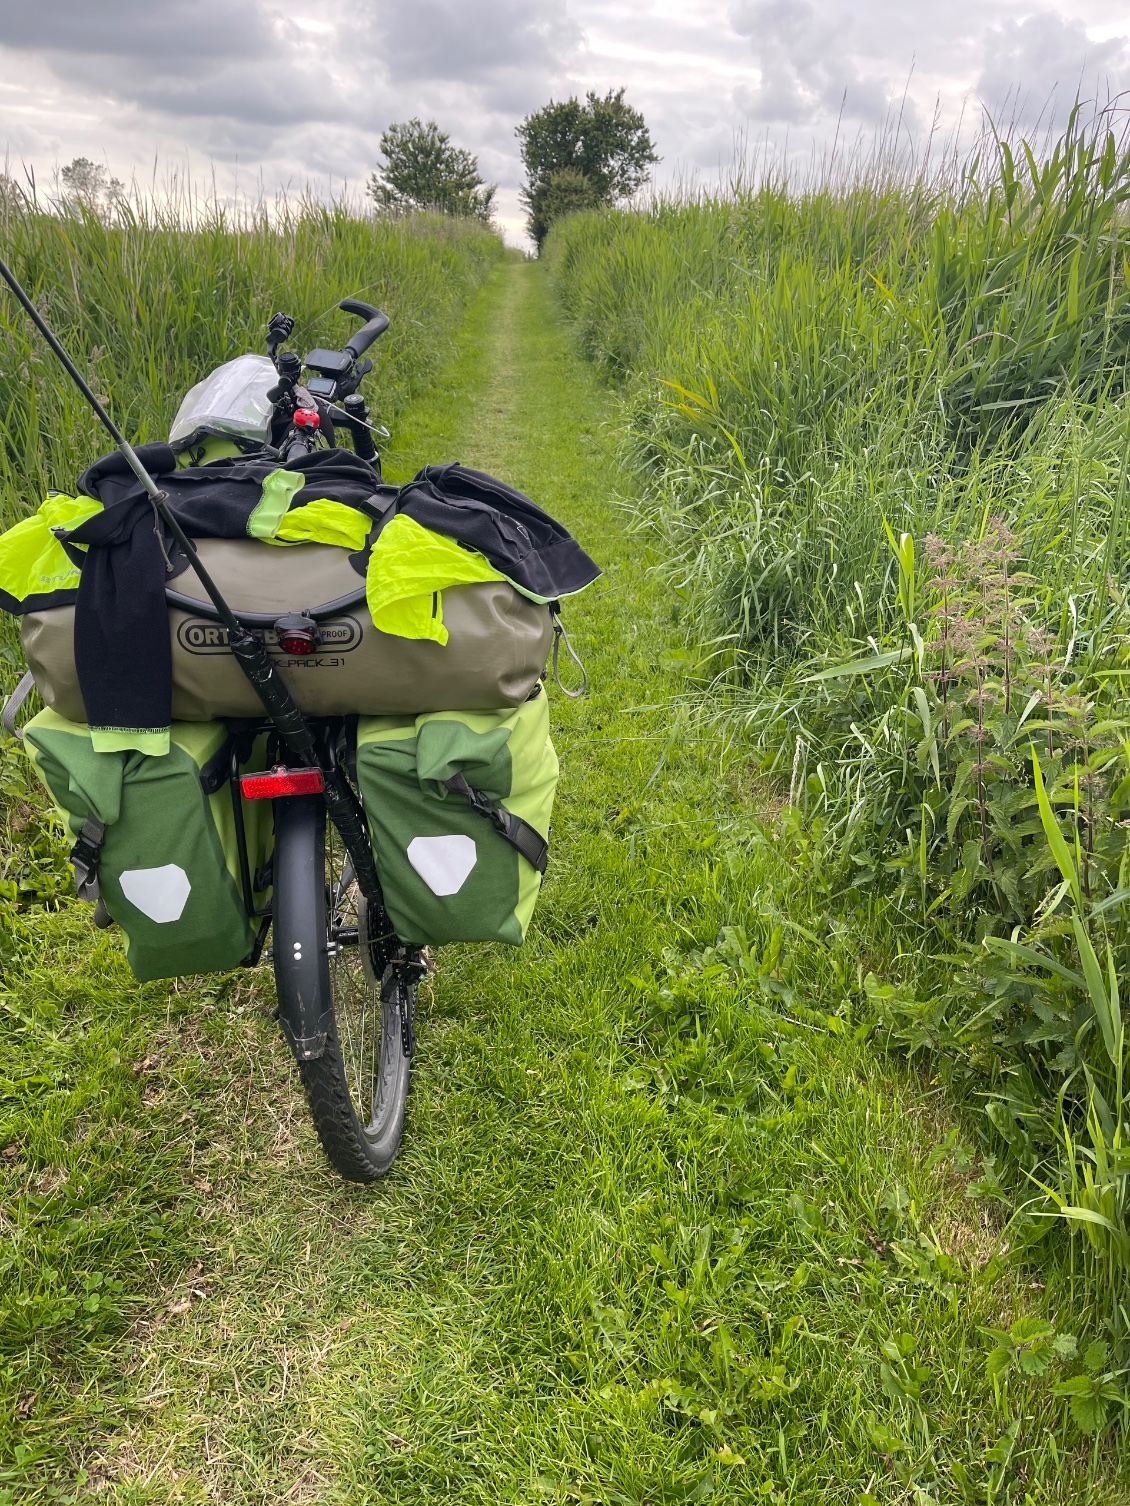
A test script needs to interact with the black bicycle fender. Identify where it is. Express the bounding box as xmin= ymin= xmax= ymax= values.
xmin=272 ymin=794 xmax=333 ymax=1061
